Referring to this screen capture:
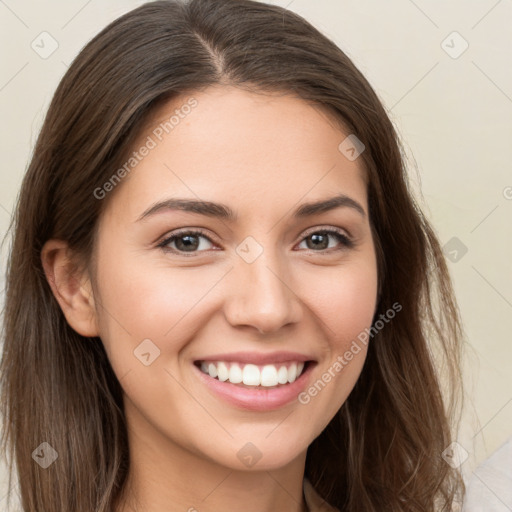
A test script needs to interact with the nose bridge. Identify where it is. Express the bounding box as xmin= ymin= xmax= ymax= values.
xmin=225 ymin=237 xmax=302 ymax=333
